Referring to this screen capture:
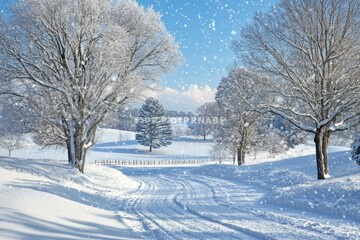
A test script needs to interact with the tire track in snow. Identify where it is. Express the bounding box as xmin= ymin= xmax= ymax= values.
xmin=185 ymin=174 xmax=360 ymax=240
xmin=123 ymin=178 xmax=180 ymax=239
xmin=120 ymin=167 xmax=359 ymax=239
xmin=160 ymin=176 xmax=274 ymax=240
xmin=122 ymin=172 xmax=258 ymax=240
xmin=158 ymin=174 xmax=327 ymax=240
